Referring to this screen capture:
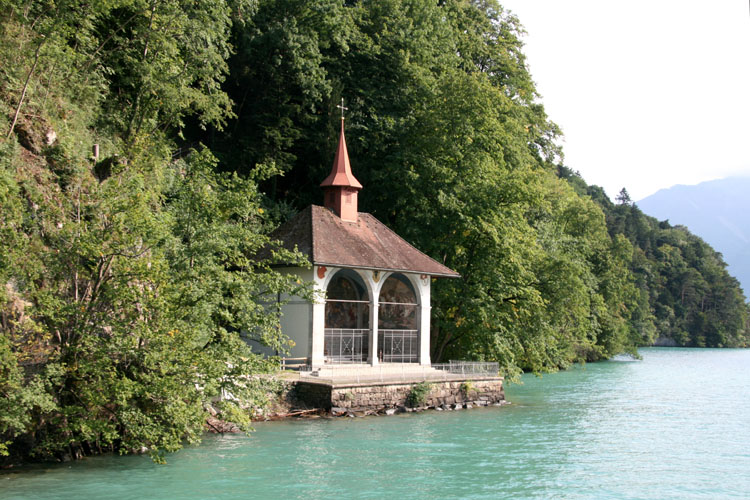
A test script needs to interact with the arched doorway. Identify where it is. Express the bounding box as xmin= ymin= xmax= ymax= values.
xmin=324 ymin=270 xmax=370 ymax=363
xmin=378 ymin=274 xmax=419 ymax=363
